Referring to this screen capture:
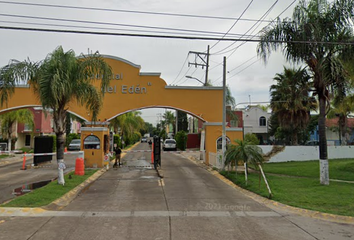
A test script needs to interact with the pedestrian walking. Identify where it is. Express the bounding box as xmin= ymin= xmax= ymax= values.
xmin=113 ymin=146 xmax=122 ymax=168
